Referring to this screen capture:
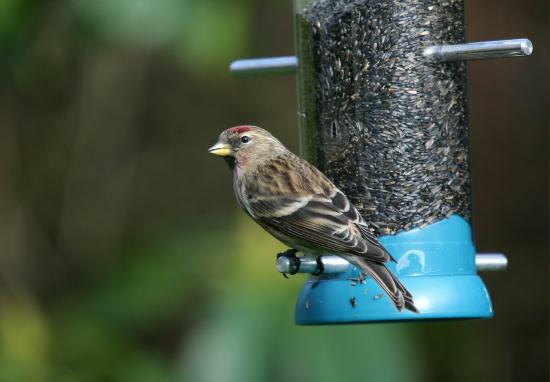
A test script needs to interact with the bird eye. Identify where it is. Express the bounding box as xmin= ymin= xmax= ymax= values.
xmin=241 ymin=135 xmax=250 ymax=143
